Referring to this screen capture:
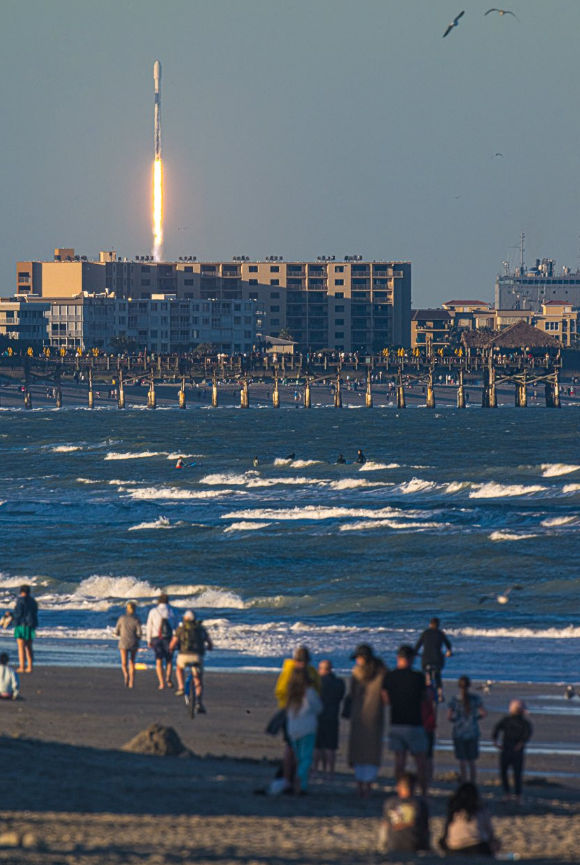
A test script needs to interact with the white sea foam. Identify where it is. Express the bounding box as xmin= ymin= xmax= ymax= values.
xmin=76 ymin=478 xmax=100 ymax=484
xmin=223 ymin=522 xmax=271 ymax=532
xmin=105 ymin=451 xmax=165 ymax=461
xmin=469 ymin=482 xmax=546 ymax=499
xmin=128 ymin=517 xmax=172 ymax=531
xmin=541 ymin=463 xmax=580 ymax=478
xmin=395 ymin=478 xmax=438 ymax=495
xmin=358 ymin=461 xmax=400 ymax=471
xmin=200 ymin=471 xmax=320 ymax=488
xmin=51 ymin=445 xmax=81 ymax=453
xmin=165 ymin=453 xmax=200 ymax=460
xmin=125 ymin=487 xmax=237 ymax=500
xmin=0 ymin=573 xmax=39 ymax=589
xmin=222 ymin=506 xmax=406 ymax=521
xmin=489 ymin=531 xmax=538 ymax=542
xmin=563 ymin=484 xmax=580 ymax=493
xmin=273 ymin=458 xmax=321 ymax=468
xmin=445 ymin=481 xmax=472 ymax=494
xmin=454 ymin=626 xmax=580 ymax=639
xmin=200 ymin=472 xmax=258 ymax=485
xmin=69 ymin=576 xmax=245 ymax=609
xmin=340 ymin=520 xmax=447 ymax=532
xmin=541 ymin=516 xmax=576 ymax=527
xmin=328 ymin=478 xmax=383 ymax=490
